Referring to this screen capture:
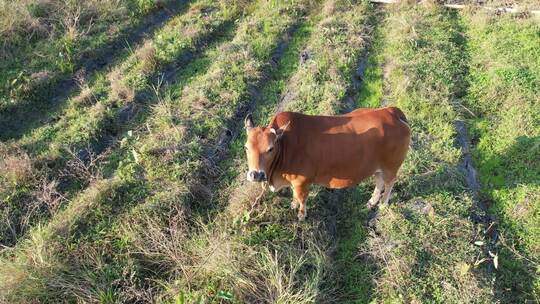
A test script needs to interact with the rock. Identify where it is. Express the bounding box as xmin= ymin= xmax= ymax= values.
xmin=408 ymin=200 xmax=435 ymax=217
xmin=299 ymin=50 xmax=310 ymax=64
xmin=117 ymin=102 xmax=138 ymax=124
